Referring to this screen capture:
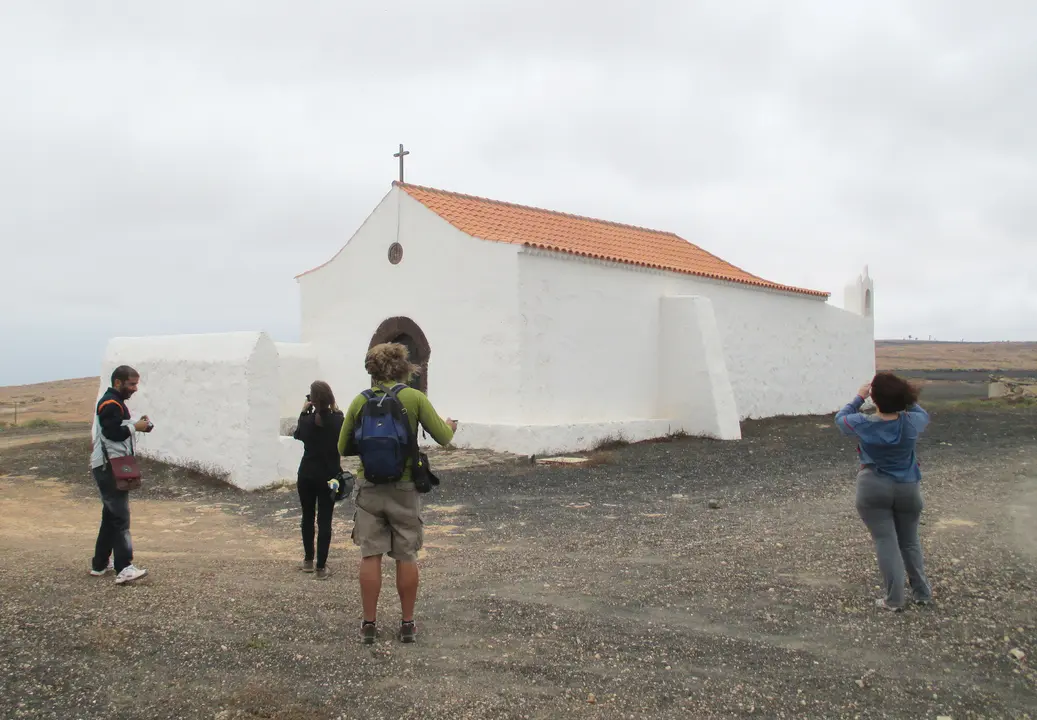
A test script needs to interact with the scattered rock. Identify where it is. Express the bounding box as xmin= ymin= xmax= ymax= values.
xmin=708 ymin=499 xmax=722 ymax=509
xmin=1009 ymin=648 xmax=1026 ymax=662
xmin=587 ymin=693 xmax=597 ymax=704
